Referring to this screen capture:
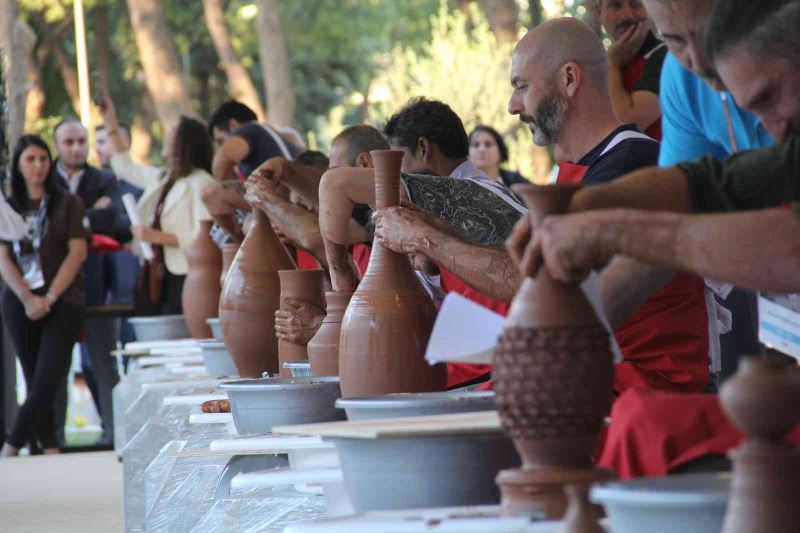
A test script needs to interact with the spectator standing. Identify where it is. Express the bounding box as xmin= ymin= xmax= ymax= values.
xmin=0 ymin=135 xmax=88 ymax=457
xmin=102 ymin=97 xmax=215 ymax=314
xmin=597 ymin=0 xmax=667 ymax=139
